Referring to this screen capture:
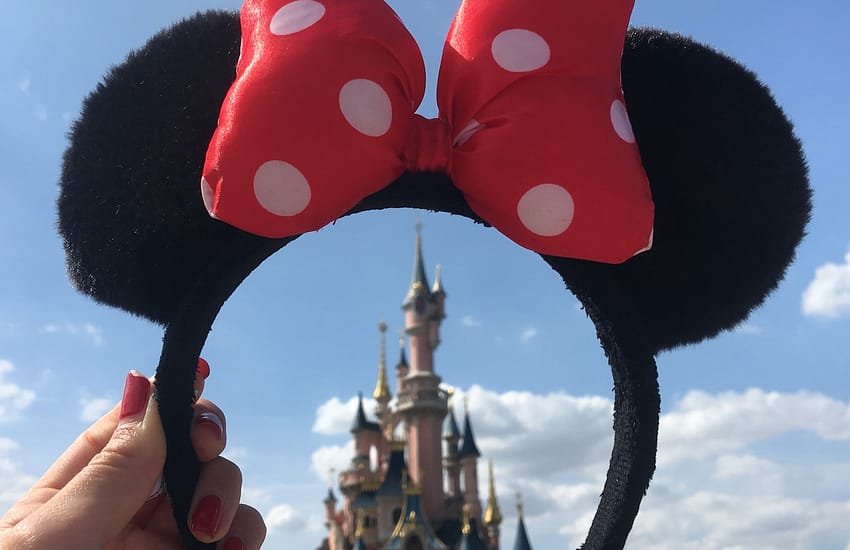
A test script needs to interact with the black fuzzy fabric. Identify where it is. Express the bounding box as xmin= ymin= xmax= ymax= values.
xmin=57 ymin=11 xmax=811 ymax=550
xmin=59 ymin=11 xmax=259 ymax=326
